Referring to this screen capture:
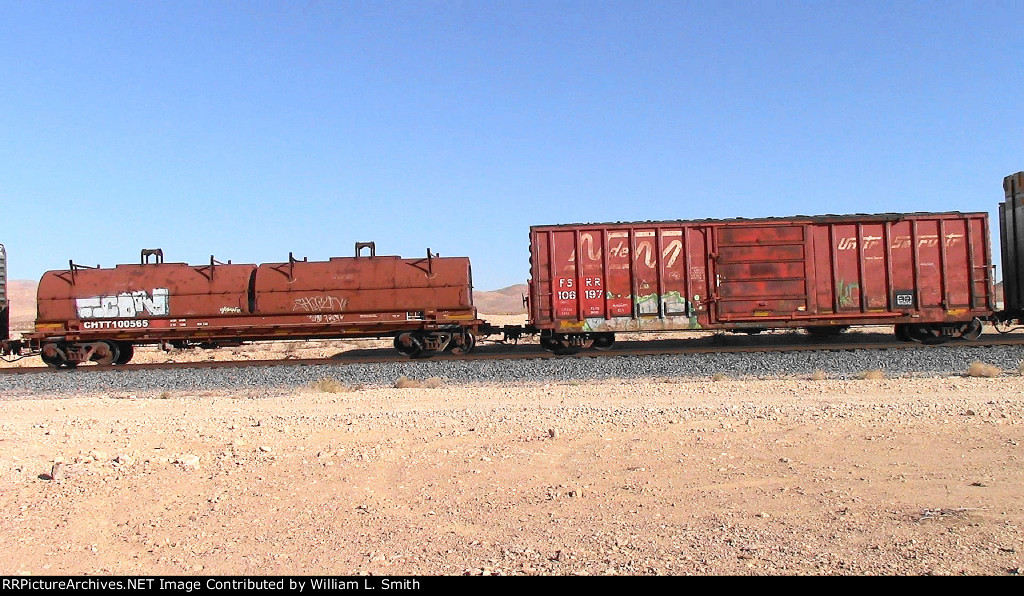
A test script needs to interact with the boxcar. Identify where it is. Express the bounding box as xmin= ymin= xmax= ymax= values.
xmin=25 ymin=243 xmax=480 ymax=367
xmin=0 ymin=243 xmax=8 ymax=344
xmin=1000 ymin=172 xmax=1024 ymax=315
xmin=528 ymin=212 xmax=994 ymax=353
